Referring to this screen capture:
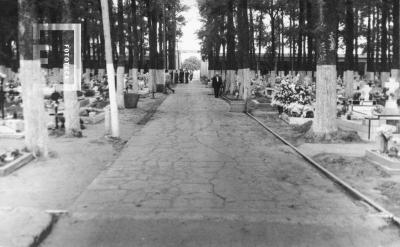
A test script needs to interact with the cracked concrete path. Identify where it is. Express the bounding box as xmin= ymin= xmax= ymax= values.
xmin=42 ymin=81 xmax=400 ymax=246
